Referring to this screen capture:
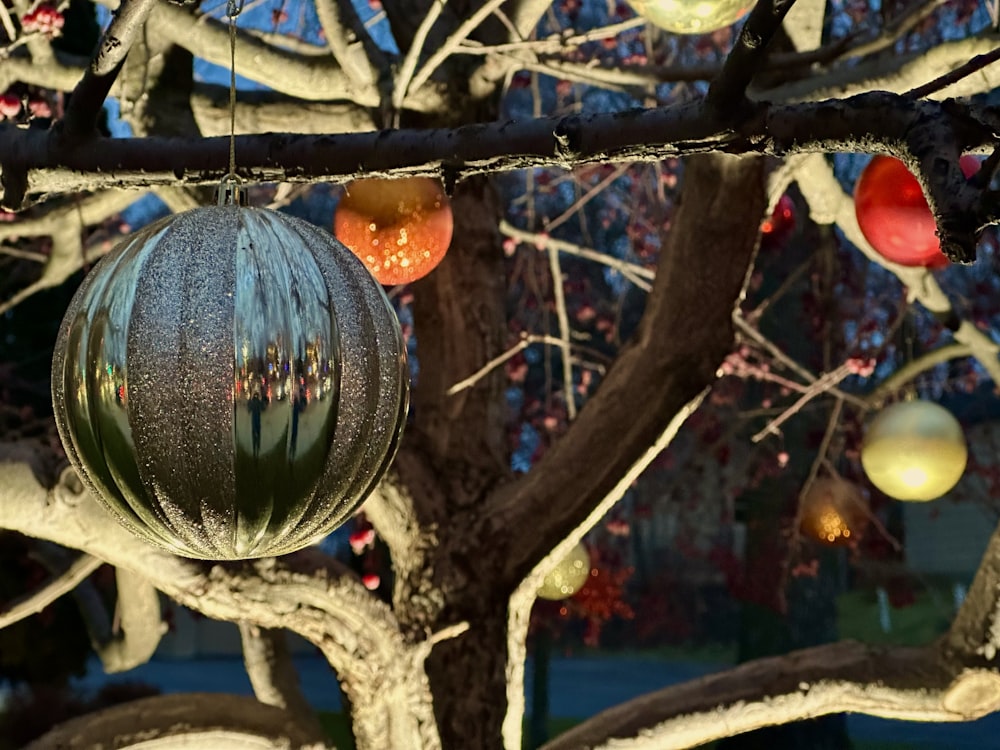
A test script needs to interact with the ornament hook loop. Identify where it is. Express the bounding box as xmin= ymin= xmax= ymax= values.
xmin=226 ymin=0 xmax=244 ymax=18
xmin=217 ymin=174 xmax=247 ymax=206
